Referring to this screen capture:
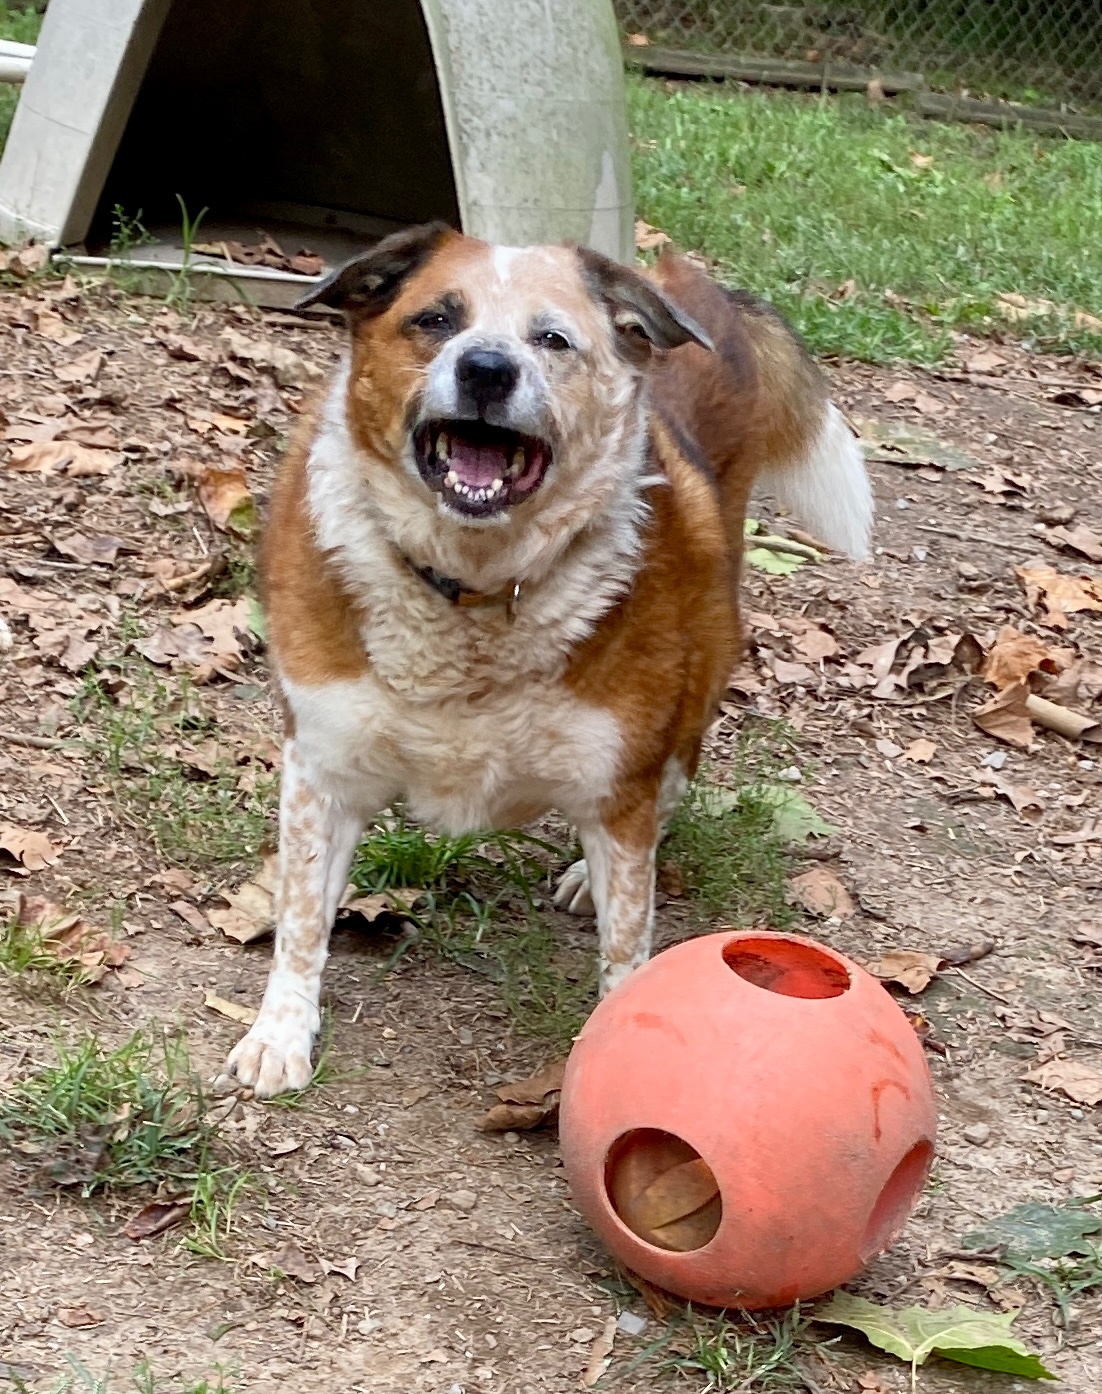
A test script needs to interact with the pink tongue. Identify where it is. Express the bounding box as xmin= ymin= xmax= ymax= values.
xmin=450 ymin=440 xmax=510 ymax=488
